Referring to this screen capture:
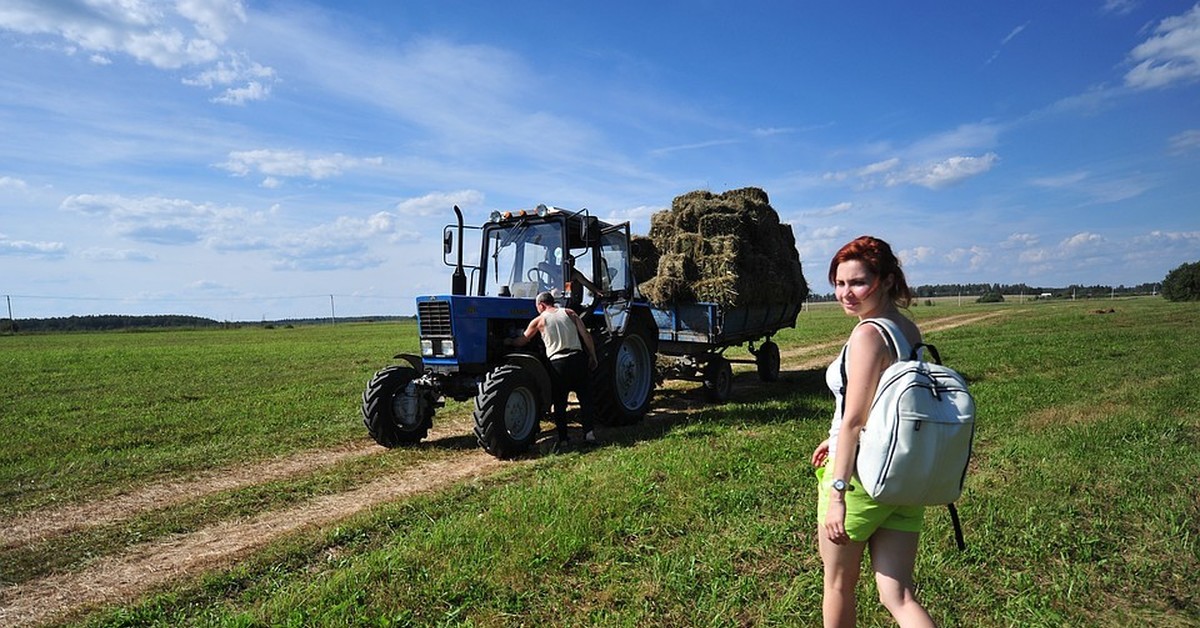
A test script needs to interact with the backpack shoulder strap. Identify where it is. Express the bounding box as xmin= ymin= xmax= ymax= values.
xmin=858 ymin=317 xmax=913 ymax=362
